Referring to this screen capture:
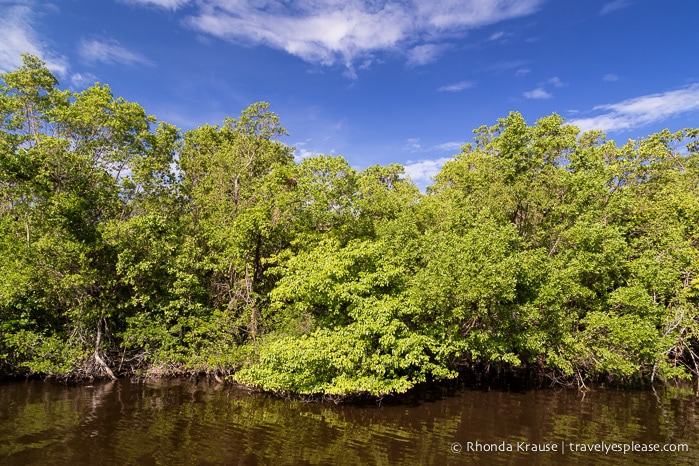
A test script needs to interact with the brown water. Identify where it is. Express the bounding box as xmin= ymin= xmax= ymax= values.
xmin=1 ymin=379 xmax=697 ymax=465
